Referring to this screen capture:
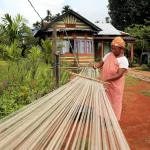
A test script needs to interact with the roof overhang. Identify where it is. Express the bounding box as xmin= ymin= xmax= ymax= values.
xmin=94 ymin=36 xmax=136 ymax=41
xmin=46 ymin=28 xmax=97 ymax=32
